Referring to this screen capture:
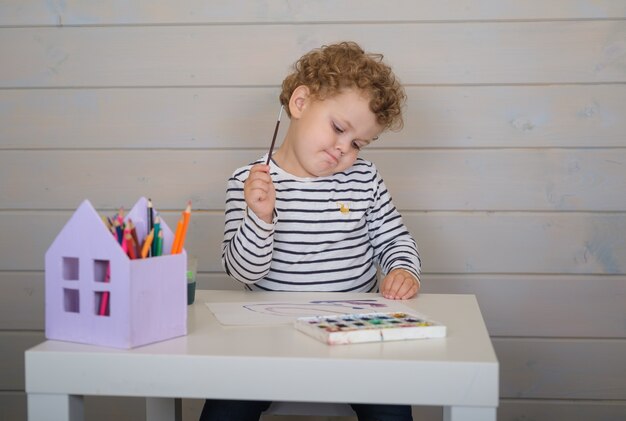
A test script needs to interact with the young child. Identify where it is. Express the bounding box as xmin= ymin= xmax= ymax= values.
xmin=201 ymin=41 xmax=420 ymax=421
